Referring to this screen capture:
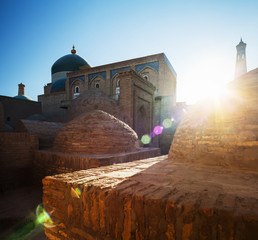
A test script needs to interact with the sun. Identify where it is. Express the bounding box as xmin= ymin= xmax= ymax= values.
xmin=181 ymin=56 xmax=233 ymax=104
